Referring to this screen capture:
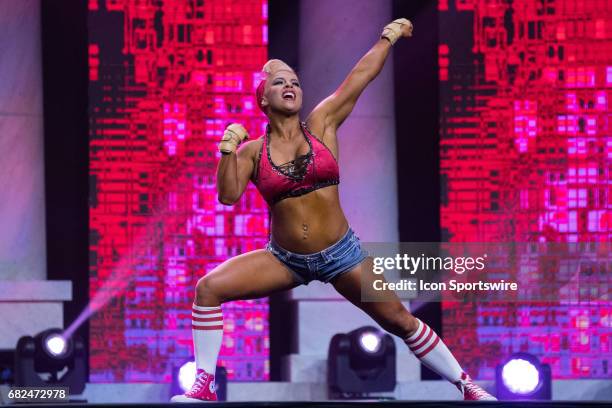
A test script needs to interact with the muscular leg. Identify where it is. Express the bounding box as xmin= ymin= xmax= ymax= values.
xmin=332 ymin=257 xmax=464 ymax=385
xmin=331 ymin=257 xmax=418 ymax=338
xmin=189 ymin=249 xmax=297 ymax=384
xmin=195 ymin=249 xmax=299 ymax=306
